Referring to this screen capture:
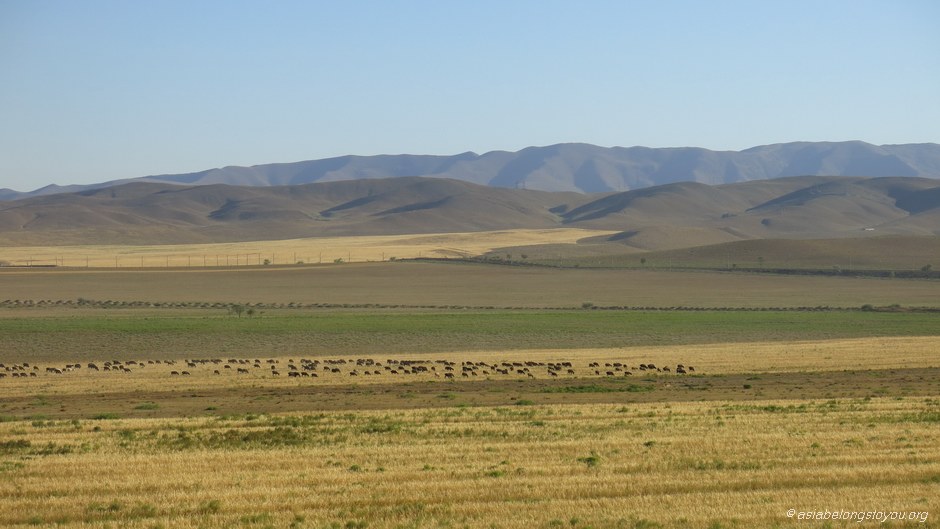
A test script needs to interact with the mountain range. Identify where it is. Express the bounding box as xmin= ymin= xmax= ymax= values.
xmin=3 ymin=141 xmax=940 ymax=200
xmin=1 ymin=175 xmax=939 ymax=247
